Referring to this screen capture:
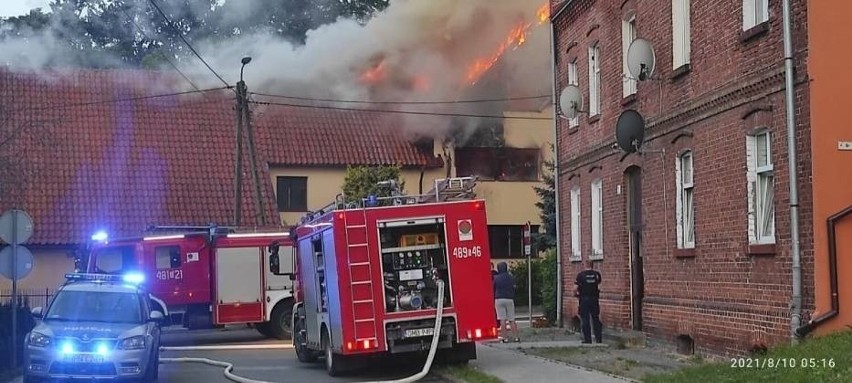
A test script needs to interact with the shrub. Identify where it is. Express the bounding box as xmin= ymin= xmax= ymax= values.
xmin=509 ymin=258 xmax=543 ymax=307
xmin=0 ymin=301 xmax=37 ymax=374
xmin=538 ymin=248 xmax=558 ymax=324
